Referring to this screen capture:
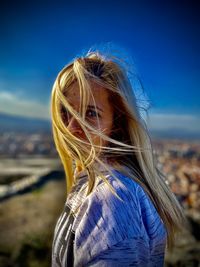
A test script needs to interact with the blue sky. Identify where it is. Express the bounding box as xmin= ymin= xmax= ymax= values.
xmin=0 ymin=0 xmax=199 ymax=134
